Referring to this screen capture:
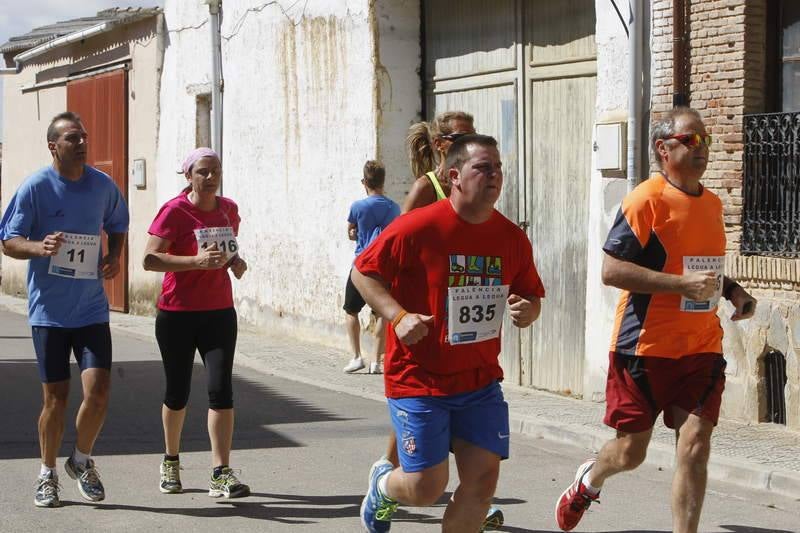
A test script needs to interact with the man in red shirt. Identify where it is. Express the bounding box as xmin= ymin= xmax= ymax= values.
xmin=555 ymin=108 xmax=757 ymax=533
xmin=353 ymin=134 xmax=545 ymax=532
